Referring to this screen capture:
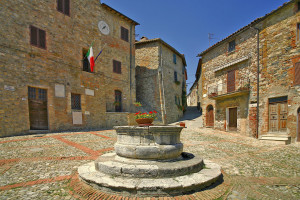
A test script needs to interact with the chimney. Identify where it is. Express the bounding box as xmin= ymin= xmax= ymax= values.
xmin=140 ymin=36 xmax=148 ymax=41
